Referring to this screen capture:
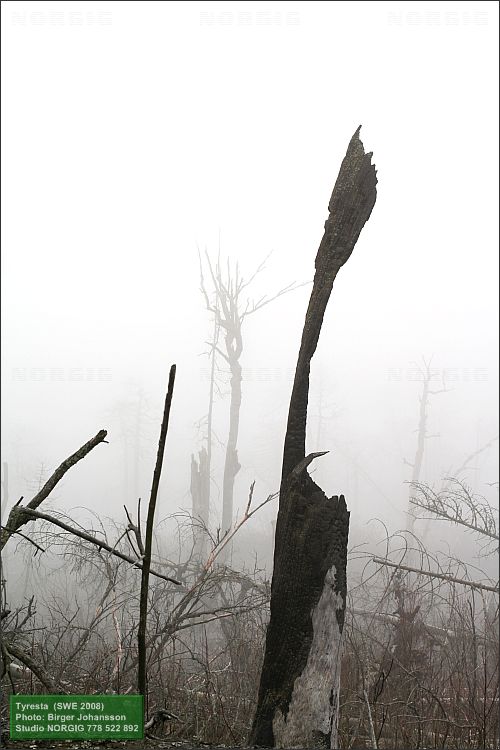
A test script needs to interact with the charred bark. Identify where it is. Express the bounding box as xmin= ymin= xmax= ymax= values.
xmin=138 ymin=365 xmax=176 ymax=709
xmin=250 ymin=127 xmax=377 ymax=748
